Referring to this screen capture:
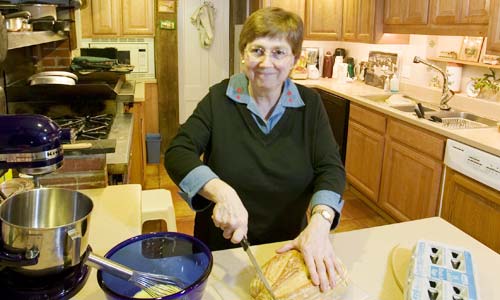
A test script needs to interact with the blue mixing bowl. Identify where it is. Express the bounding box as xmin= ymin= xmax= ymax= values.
xmin=96 ymin=232 xmax=213 ymax=300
